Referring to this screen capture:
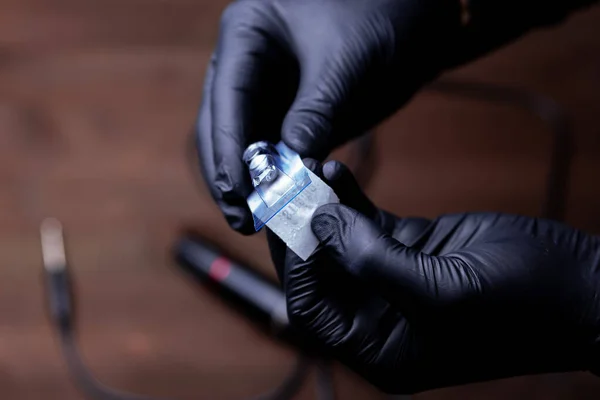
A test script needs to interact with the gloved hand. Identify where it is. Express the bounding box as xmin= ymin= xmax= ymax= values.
xmin=267 ymin=160 xmax=600 ymax=394
xmin=195 ymin=0 xmax=594 ymax=234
